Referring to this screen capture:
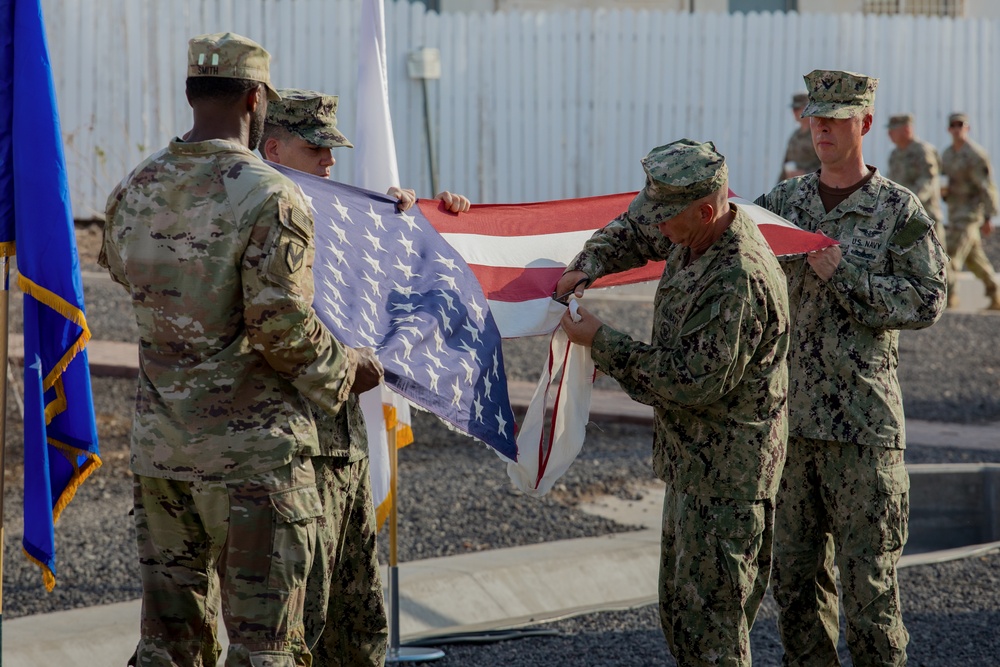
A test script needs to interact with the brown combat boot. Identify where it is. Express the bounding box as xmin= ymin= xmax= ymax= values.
xmin=984 ymin=283 xmax=1000 ymax=310
xmin=947 ymin=291 xmax=960 ymax=309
